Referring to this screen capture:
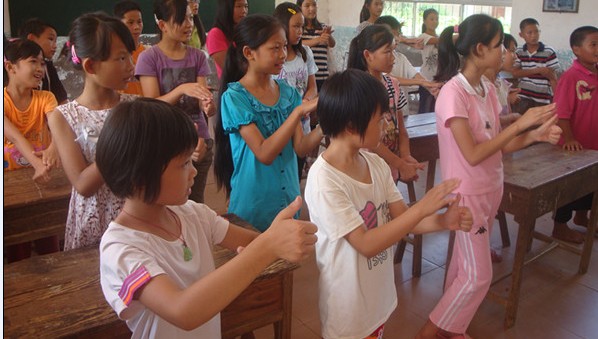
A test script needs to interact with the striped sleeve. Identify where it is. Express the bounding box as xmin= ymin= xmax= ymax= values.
xmin=117 ymin=266 xmax=151 ymax=306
